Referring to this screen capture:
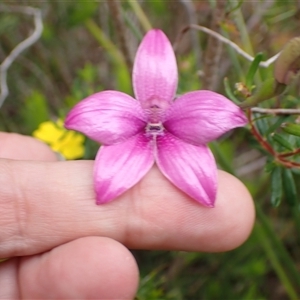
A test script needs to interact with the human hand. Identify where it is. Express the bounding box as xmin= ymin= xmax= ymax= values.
xmin=0 ymin=132 xmax=254 ymax=299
